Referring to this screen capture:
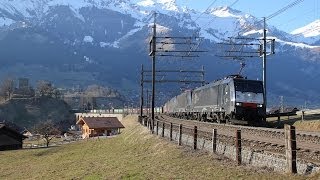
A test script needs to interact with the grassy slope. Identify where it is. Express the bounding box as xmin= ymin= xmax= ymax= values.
xmin=0 ymin=116 xmax=318 ymax=179
xmin=268 ymin=115 xmax=320 ymax=132
xmin=293 ymin=120 xmax=320 ymax=132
